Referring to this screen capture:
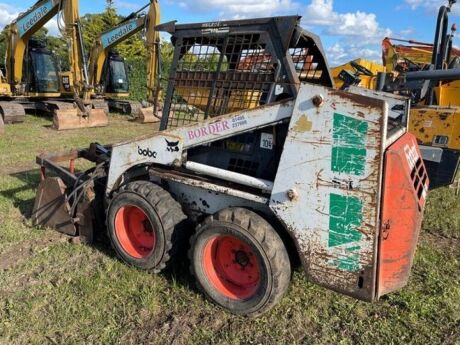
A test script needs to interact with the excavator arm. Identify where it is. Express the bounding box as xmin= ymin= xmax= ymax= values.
xmin=145 ymin=0 xmax=161 ymax=108
xmin=88 ymin=8 xmax=148 ymax=93
xmin=6 ymin=0 xmax=89 ymax=101
xmin=87 ymin=0 xmax=161 ymax=122
xmin=6 ymin=0 xmax=62 ymax=94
